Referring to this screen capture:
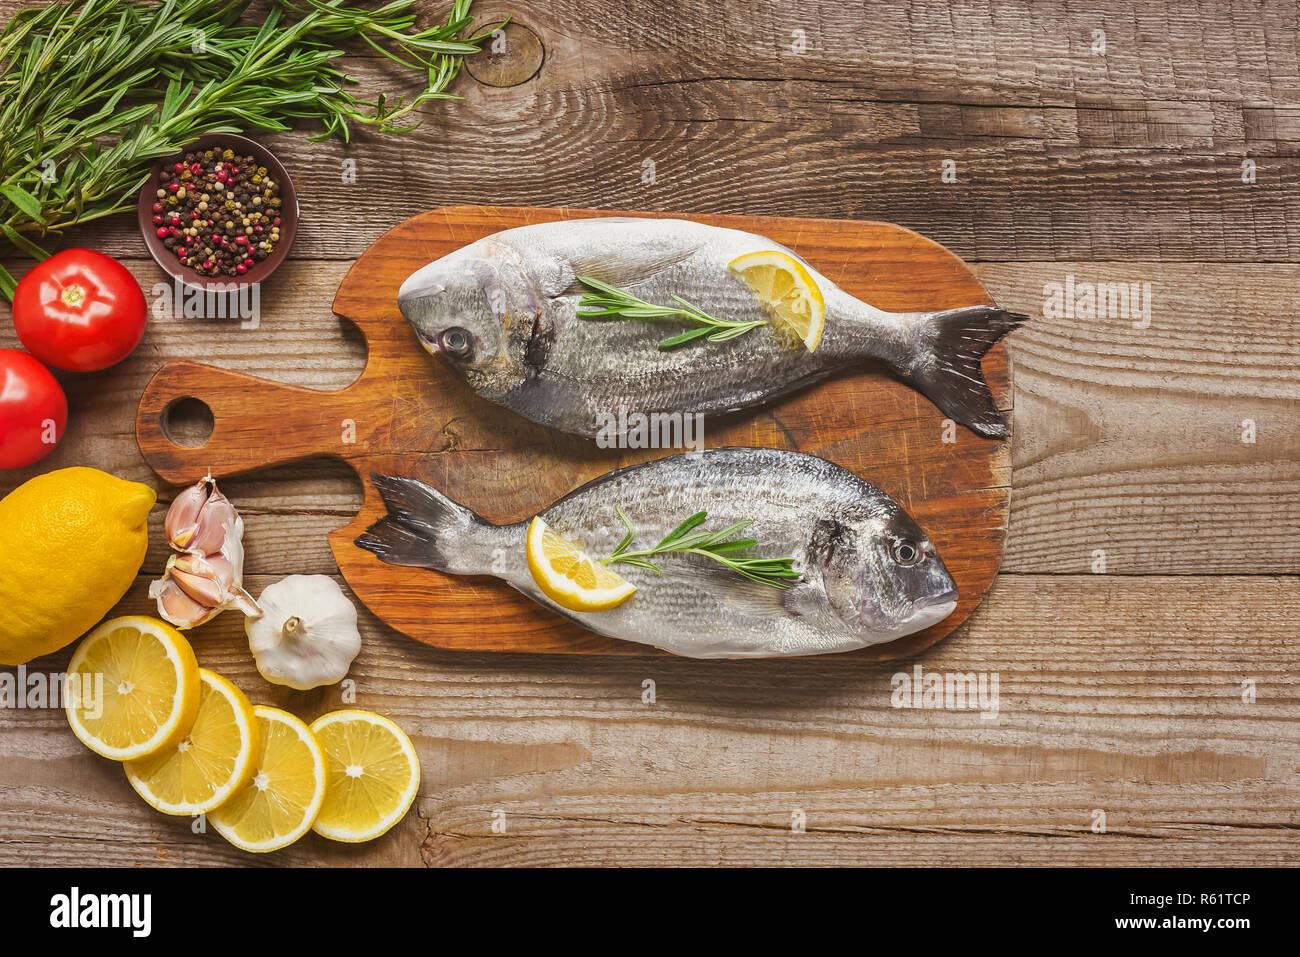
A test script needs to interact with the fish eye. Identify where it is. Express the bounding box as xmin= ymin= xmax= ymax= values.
xmin=890 ymin=540 xmax=922 ymax=566
xmin=440 ymin=327 xmax=472 ymax=358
